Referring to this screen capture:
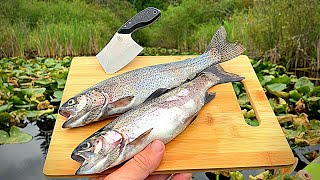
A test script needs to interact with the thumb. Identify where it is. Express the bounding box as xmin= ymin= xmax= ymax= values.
xmin=106 ymin=140 xmax=165 ymax=180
